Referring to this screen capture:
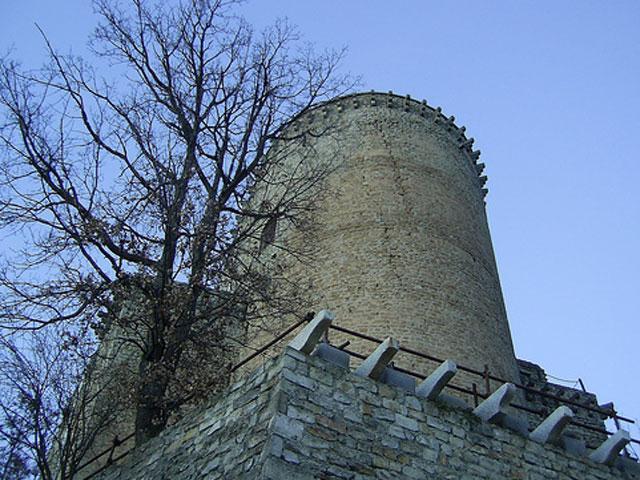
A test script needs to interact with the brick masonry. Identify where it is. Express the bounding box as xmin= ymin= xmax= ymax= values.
xmin=93 ymin=347 xmax=638 ymax=480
